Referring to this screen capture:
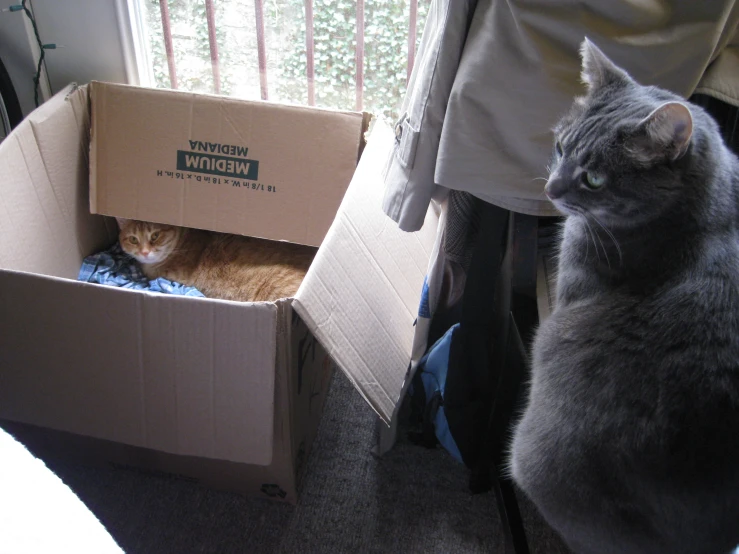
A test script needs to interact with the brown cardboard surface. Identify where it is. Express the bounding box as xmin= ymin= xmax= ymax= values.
xmin=294 ymin=121 xmax=439 ymax=424
xmin=89 ymin=81 xmax=366 ymax=247
xmin=0 ymin=84 xmax=337 ymax=501
xmin=1 ymin=303 xmax=335 ymax=504
xmin=0 ymin=301 xmax=334 ymax=505
xmin=284 ymin=301 xmax=335 ymax=485
xmin=1 ymin=420 xmax=287 ymax=499
xmin=0 ymin=84 xmax=114 ymax=279
xmin=0 ymin=270 xmax=277 ymax=466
